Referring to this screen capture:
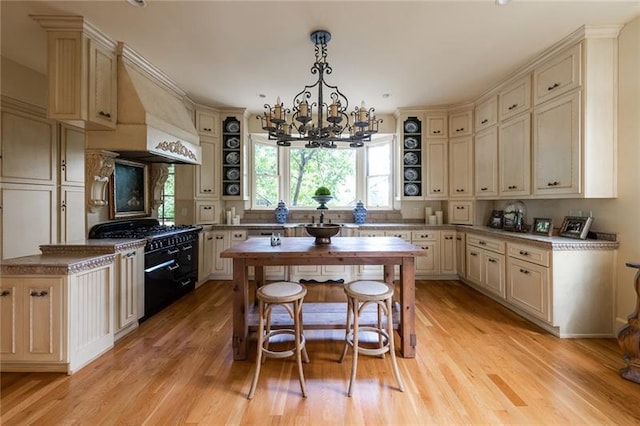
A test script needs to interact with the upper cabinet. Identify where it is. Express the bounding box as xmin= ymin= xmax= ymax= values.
xmin=33 ymin=16 xmax=118 ymax=130
xmin=498 ymin=75 xmax=531 ymax=121
xmin=474 ymin=96 xmax=498 ymax=132
xmin=425 ymin=114 xmax=447 ymax=138
xmin=533 ymin=43 xmax=581 ymax=105
xmin=448 ymin=110 xmax=472 ymax=137
xmin=196 ymin=106 xmax=220 ymax=137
